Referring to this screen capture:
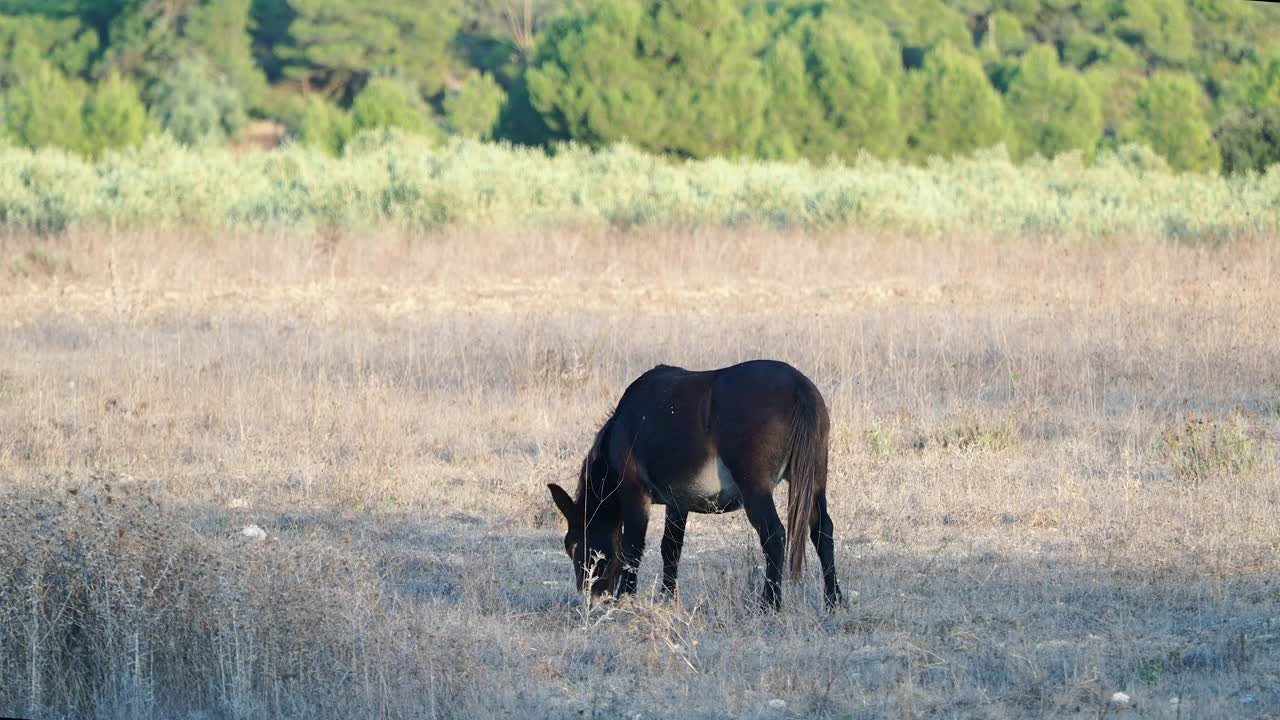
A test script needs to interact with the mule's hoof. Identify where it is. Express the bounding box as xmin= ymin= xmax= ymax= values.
xmin=757 ymin=594 xmax=783 ymax=612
